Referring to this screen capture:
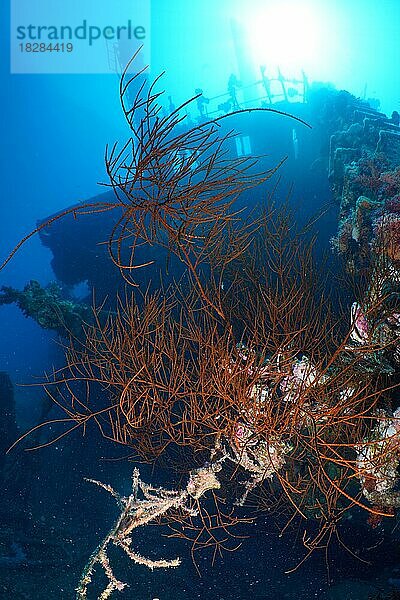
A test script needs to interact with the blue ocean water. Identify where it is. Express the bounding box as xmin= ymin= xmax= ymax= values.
xmin=1 ymin=1 xmax=400 ymax=598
